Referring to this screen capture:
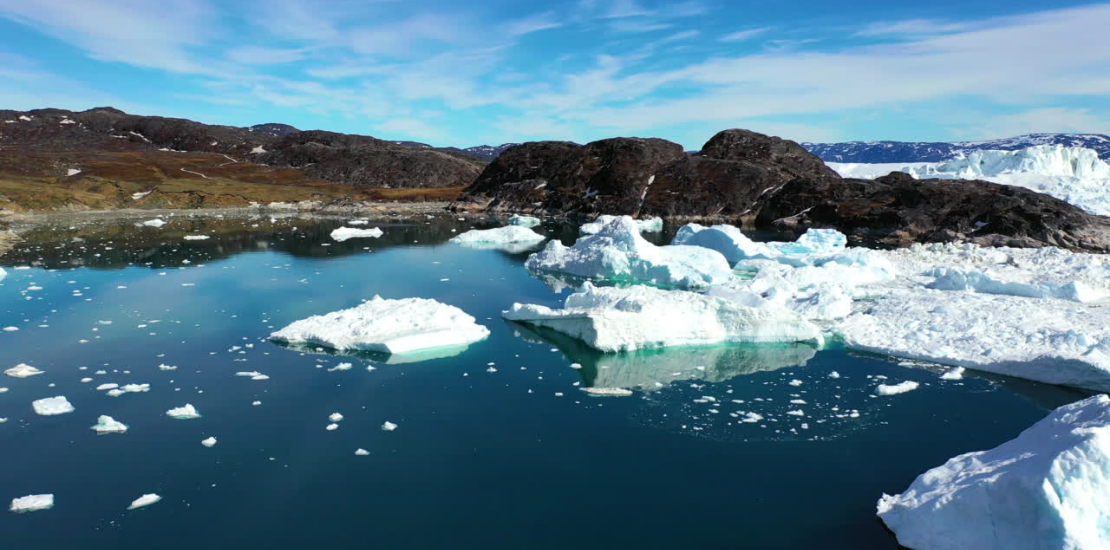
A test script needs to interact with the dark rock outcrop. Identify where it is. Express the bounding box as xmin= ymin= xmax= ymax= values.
xmin=457 ymin=128 xmax=1110 ymax=253
xmin=0 ymin=107 xmax=484 ymax=188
